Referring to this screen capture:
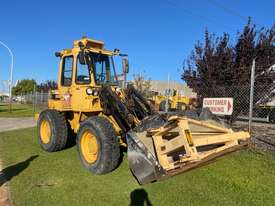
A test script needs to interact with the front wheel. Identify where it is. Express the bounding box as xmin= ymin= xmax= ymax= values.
xmin=159 ymin=100 xmax=171 ymax=111
xmin=37 ymin=109 xmax=68 ymax=152
xmin=77 ymin=116 xmax=120 ymax=174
